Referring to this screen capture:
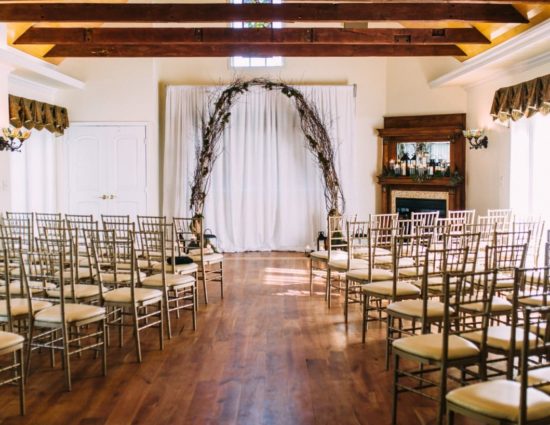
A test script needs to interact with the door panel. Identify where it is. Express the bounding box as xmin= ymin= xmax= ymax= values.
xmin=66 ymin=124 xmax=147 ymax=218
